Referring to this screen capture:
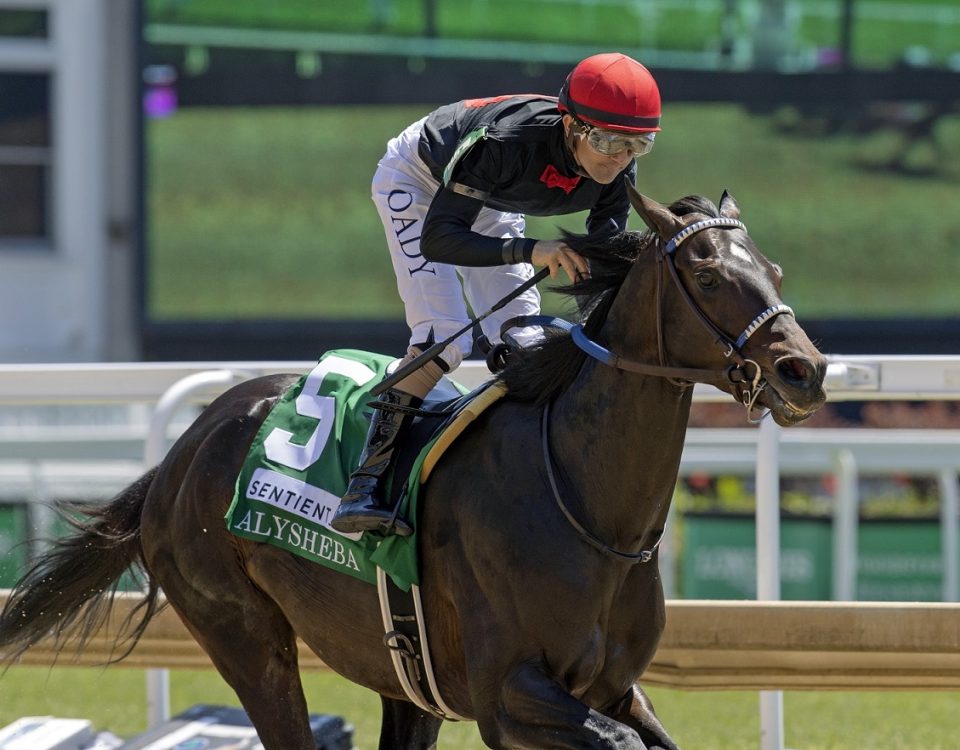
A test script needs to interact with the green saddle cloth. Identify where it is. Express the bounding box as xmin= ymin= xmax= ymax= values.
xmin=224 ymin=349 xmax=465 ymax=591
